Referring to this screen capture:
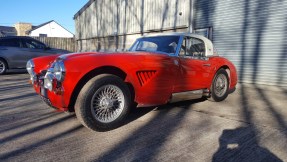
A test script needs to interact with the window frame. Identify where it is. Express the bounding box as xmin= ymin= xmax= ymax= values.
xmin=22 ymin=38 xmax=47 ymax=49
xmin=179 ymin=36 xmax=207 ymax=60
